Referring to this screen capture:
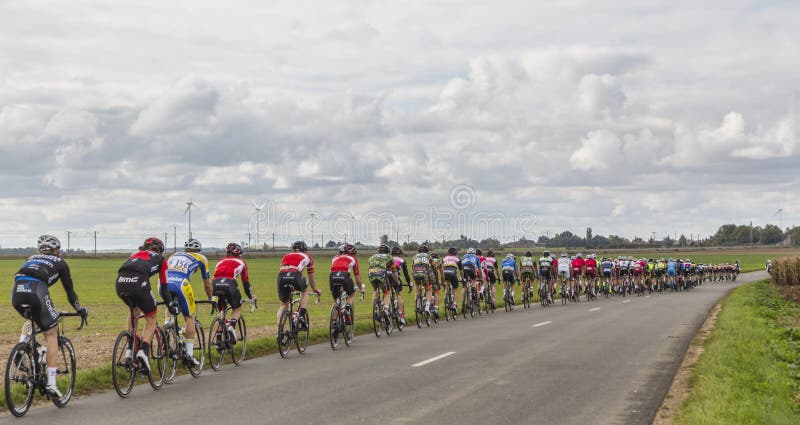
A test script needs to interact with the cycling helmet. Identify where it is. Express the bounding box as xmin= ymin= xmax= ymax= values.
xmin=226 ymin=242 xmax=243 ymax=257
xmin=342 ymin=243 xmax=356 ymax=255
xmin=378 ymin=244 xmax=390 ymax=254
xmin=338 ymin=244 xmax=346 ymax=254
xmin=448 ymin=247 xmax=458 ymax=255
xmin=576 ymin=253 xmax=583 ymax=258
xmin=570 ymin=255 xmax=576 ymax=260
xmin=542 ymin=250 xmax=550 ymax=257
xmin=37 ymin=234 xmax=61 ymax=253
xmin=487 ymin=250 xmax=494 ymax=257
xmin=142 ymin=237 xmax=165 ymax=253
xmin=292 ymin=241 xmax=308 ymax=252
xmin=525 ymin=251 xmax=532 ymax=257
xmin=561 ymin=253 xmax=567 ymax=257
xmin=506 ymin=253 xmax=514 ymax=259
xmin=431 ymin=252 xmax=439 ymax=258
xmin=419 ymin=244 xmax=429 ymax=253
xmin=467 ymin=247 xmax=476 ymax=255
xmin=391 ymin=246 xmax=403 ymax=256
xmin=184 ymin=238 xmax=202 ymax=252
xmin=476 ymin=249 xmax=483 ymax=256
